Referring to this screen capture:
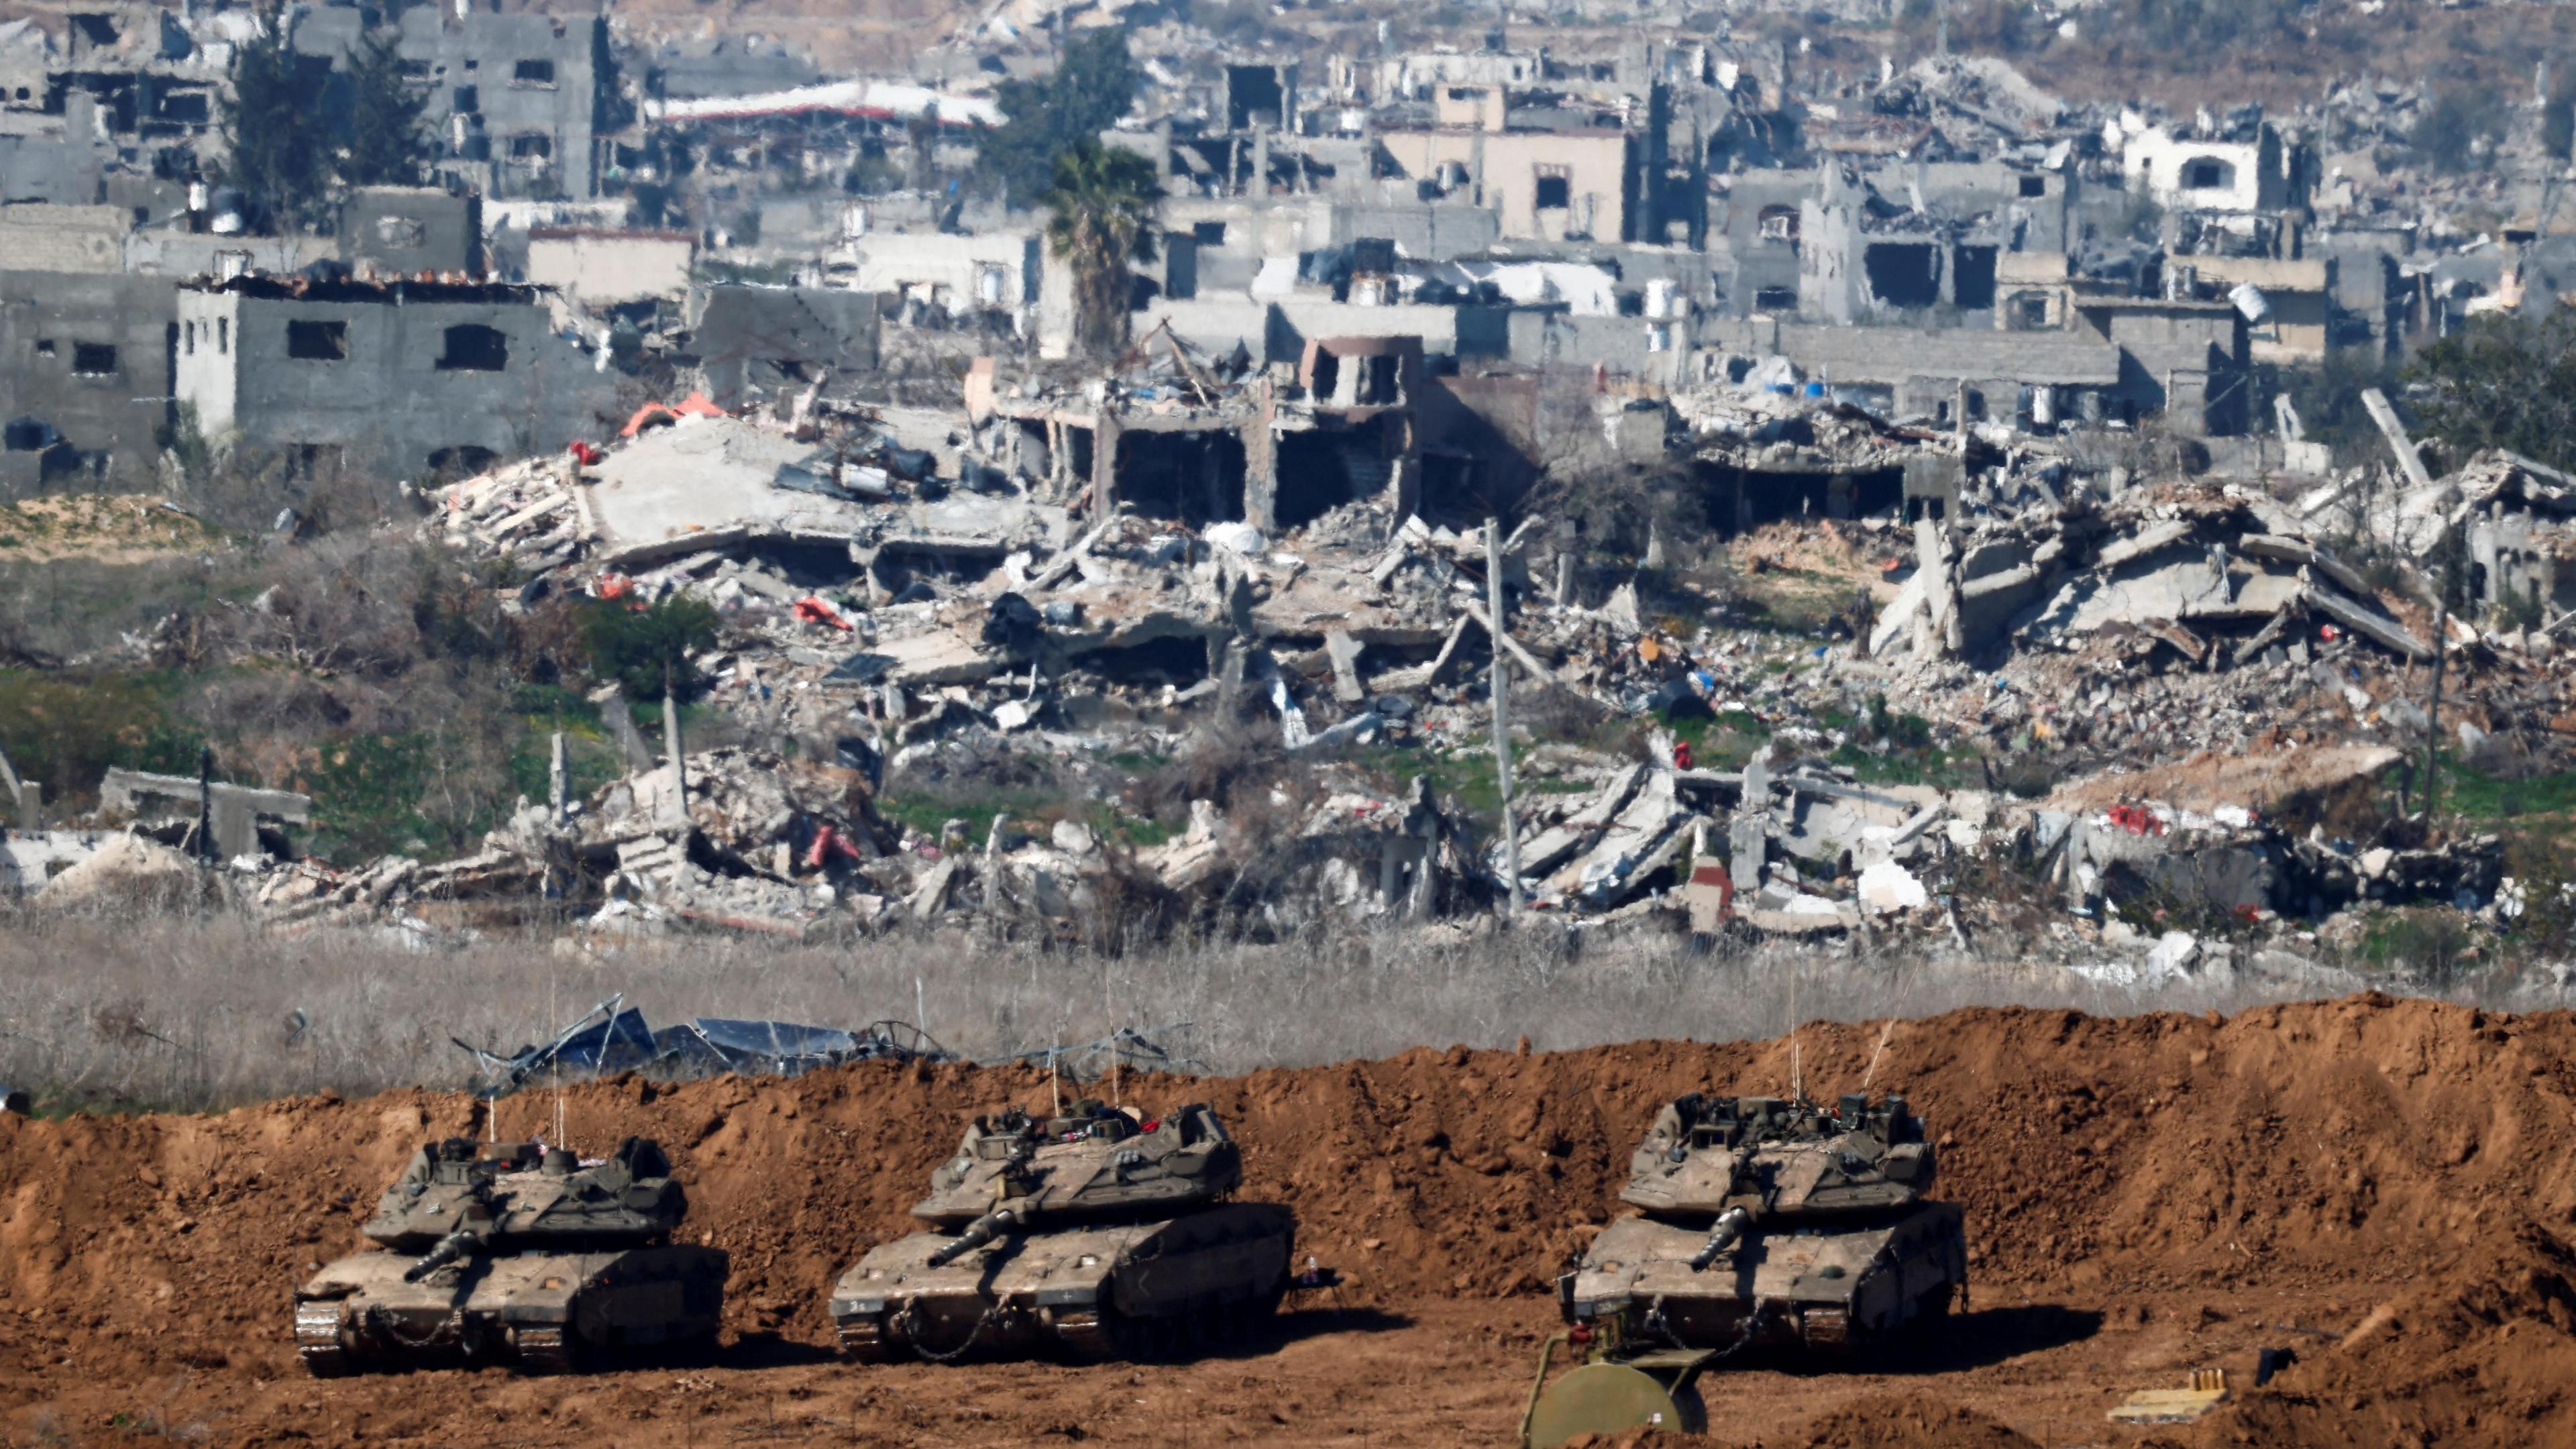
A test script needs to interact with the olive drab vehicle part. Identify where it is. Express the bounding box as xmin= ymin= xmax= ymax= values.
xmin=1529 ymin=1093 xmax=1968 ymax=1441
xmin=292 ymin=1136 xmax=728 ymax=1376
xmin=830 ymin=1101 xmax=1293 ymax=1363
